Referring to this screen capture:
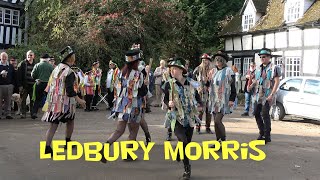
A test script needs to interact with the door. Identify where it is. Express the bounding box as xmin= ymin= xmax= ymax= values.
xmin=279 ymin=78 xmax=304 ymax=116
xmin=300 ymin=79 xmax=320 ymax=120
